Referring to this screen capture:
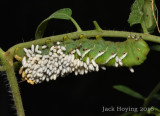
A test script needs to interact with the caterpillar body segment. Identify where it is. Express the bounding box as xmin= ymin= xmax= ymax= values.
xmin=122 ymin=38 xmax=149 ymax=67
xmin=16 ymin=35 xmax=150 ymax=84
xmin=62 ymin=37 xmax=149 ymax=67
